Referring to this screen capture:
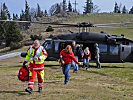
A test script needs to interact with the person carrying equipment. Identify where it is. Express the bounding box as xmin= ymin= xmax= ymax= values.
xmin=24 ymin=40 xmax=48 ymax=93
